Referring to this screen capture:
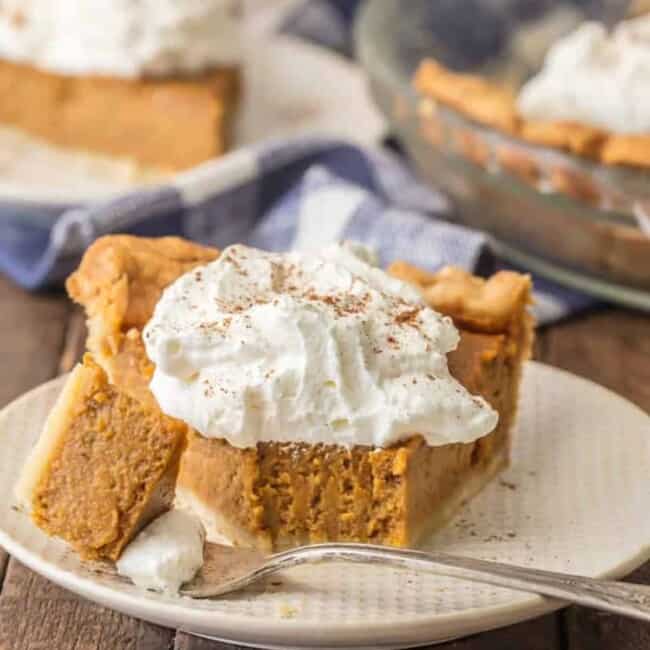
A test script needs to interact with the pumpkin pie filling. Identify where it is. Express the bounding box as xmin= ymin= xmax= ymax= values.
xmin=0 ymin=60 xmax=239 ymax=172
xmin=17 ymin=235 xmax=533 ymax=559
xmin=15 ymin=355 xmax=186 ymax=560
